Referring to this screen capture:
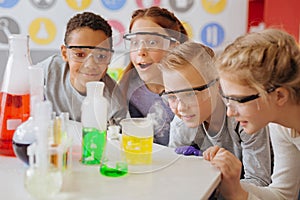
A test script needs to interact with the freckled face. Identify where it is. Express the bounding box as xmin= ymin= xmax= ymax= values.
xmin=130 ymin=18 xmax=171 ymax=84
